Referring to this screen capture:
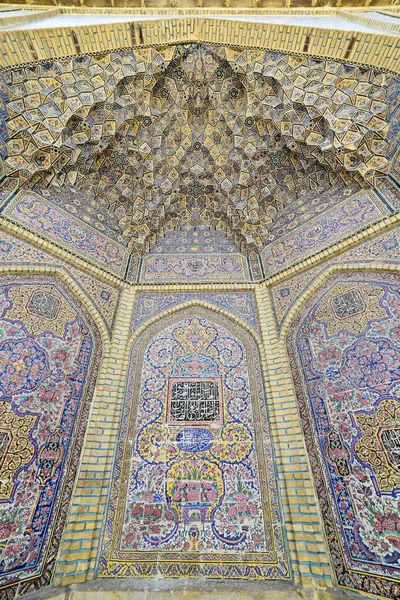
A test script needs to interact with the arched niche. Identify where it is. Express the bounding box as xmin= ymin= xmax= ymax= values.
xmin=99 ymin=305 xmax=289 ymax=581
xmin=286 ymin=270 xmax=400 ymax=599
xmin=0 ymin=273 xmax=102 ymax=596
